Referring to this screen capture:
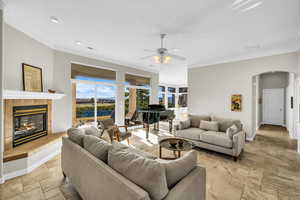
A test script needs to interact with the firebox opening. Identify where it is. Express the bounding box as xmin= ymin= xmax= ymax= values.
xmin=13 ymin=105 xmax=48 ymax=147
